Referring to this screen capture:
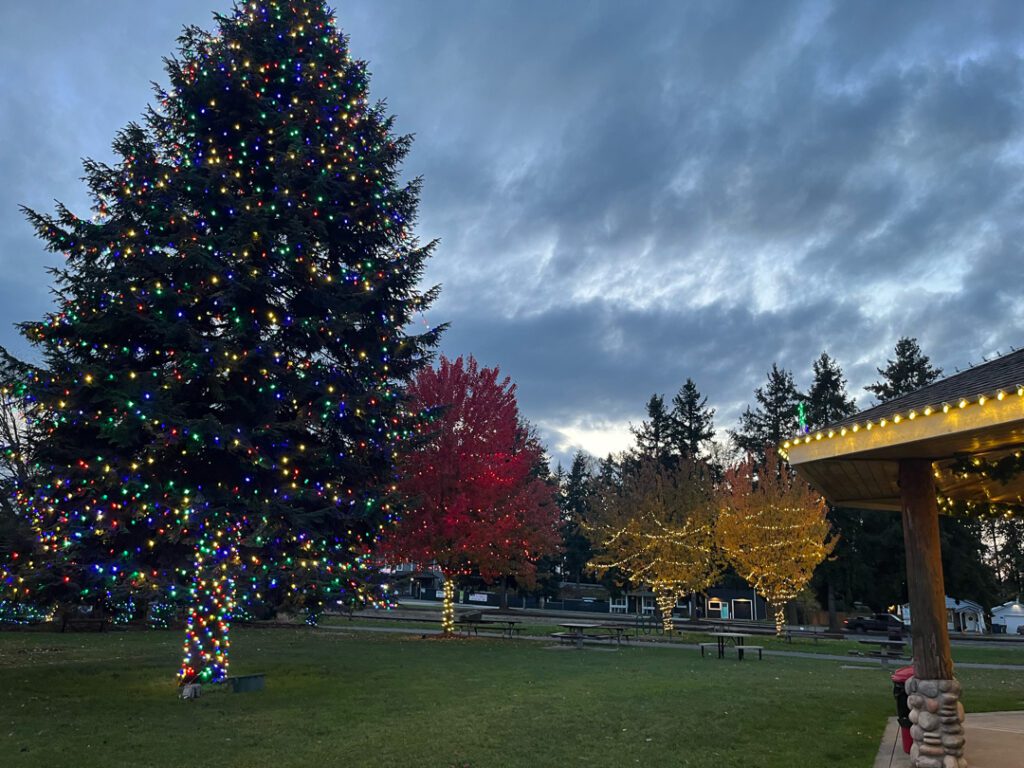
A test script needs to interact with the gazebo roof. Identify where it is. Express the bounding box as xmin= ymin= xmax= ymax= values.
xmin=783 ymin=348 xmax=1024 ymax=512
